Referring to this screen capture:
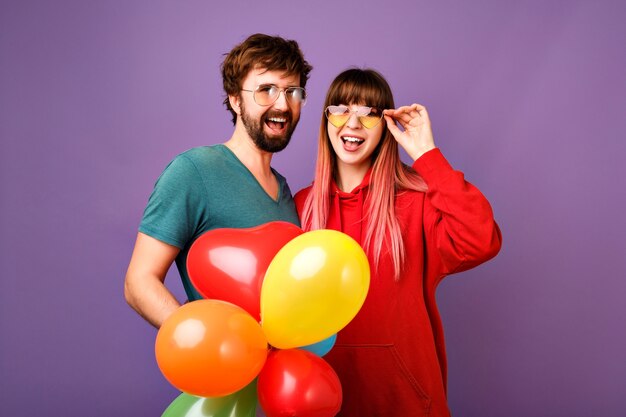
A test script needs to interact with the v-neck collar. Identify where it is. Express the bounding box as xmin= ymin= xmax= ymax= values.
xmin=216 ymin=144 xmax=283 ymax=203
